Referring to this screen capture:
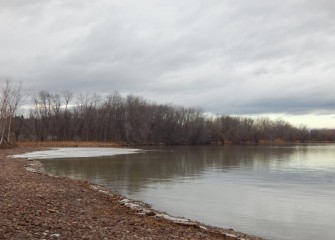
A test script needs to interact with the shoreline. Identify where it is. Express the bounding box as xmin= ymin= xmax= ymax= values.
xmin=15 ymin=140 xmax=335 ymax=149
xmin=1 ymin=146 xmax=265 ymax=240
